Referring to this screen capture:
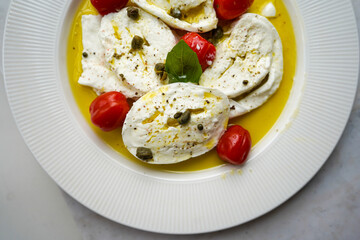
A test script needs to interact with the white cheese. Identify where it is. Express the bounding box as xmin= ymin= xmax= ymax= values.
xmin=229 ymin=31 xmax=283 ymax=118
xmin=131 ymin=0 xmax=217 ymax=32
xmin=78 ymin=15 xmax=139 ymax=98
xmin=99 ymin=7 xmax=177 ymax=96
xmin=122 ymin=83 xmax=230 ymax=164
xmin=199 ymin=13 xmax=283 ymax=118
